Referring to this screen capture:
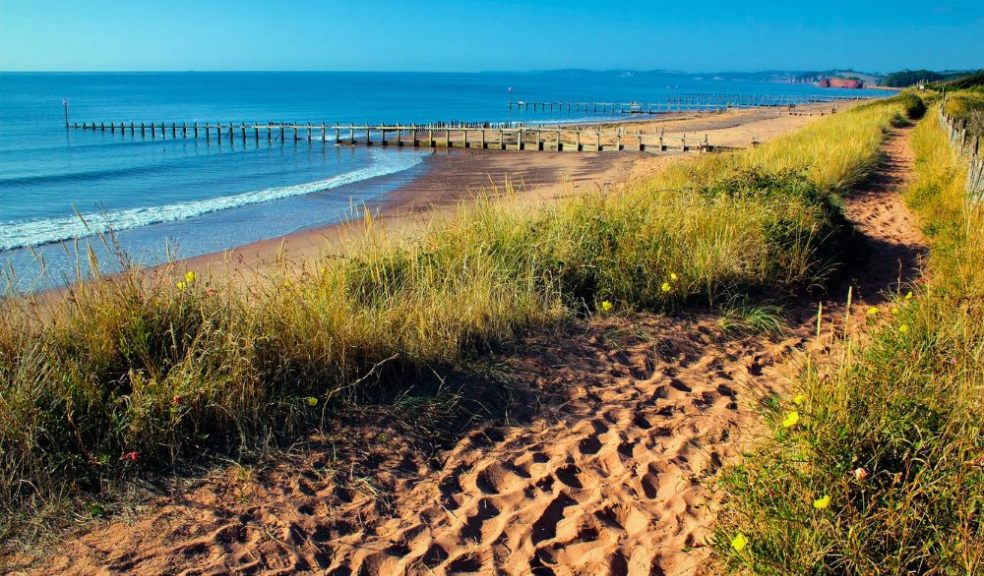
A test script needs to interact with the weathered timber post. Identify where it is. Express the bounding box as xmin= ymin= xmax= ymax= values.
xmin=637 ymin=130 xmax=644 ymax=152
xmin=428 ymin=127 xmax=434 ymax=148
xmin=241 ymin=123 xmax=246 ymax=143
xmin=499 ymin=129 xmax=504 ymax=150
xmin=228 ymin=123 xmax=234 ymax=143
xmin=110 ymin=122 xmax=115 ymax=134
xmin=365 ymin=126 xmax=371 ymax=146
xmin=171 ymin=123 xmax=176 ymax=138
xmin=130 ymin=121 xmax=135 ymax=136
xmin=335 ymin=126 xmax=341 ymax=144
xmin=481 ymin=129 xmax=486 ymax=149
xmin=411 ymin=127 xmax=418 ymax=147
xmin=616 ymin=129 xmax=622 ymax=151
xmin=321 ymin=123 xmax=326 ymax=143
xmin=182 ymin=122 xmax=187 ymax=138
xmin=576 ymin=129 xmax=582 ymax=151
xmin=682 ymin=134 xmax=687 ymax=152
xmin=150 ymin=123 xmax=156 ymax=138
xmin=518 ymin=128 xmax=525 ymax=151
xmin=463 ymin=129 xmax=469 ymax=148
xmin=556 ymin=129 xmax=562 ymax=151
xmin=536 ymin=128 xmax=542 ymax=151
